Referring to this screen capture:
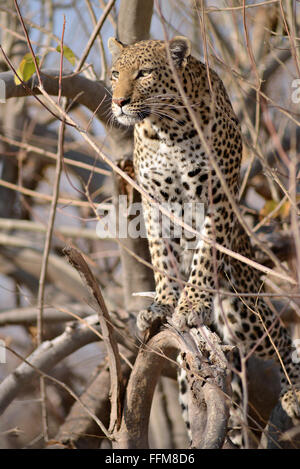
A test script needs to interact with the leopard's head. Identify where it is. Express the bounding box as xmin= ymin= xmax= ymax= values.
xmin=108 ymin=36 xmax=191 ymax=126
